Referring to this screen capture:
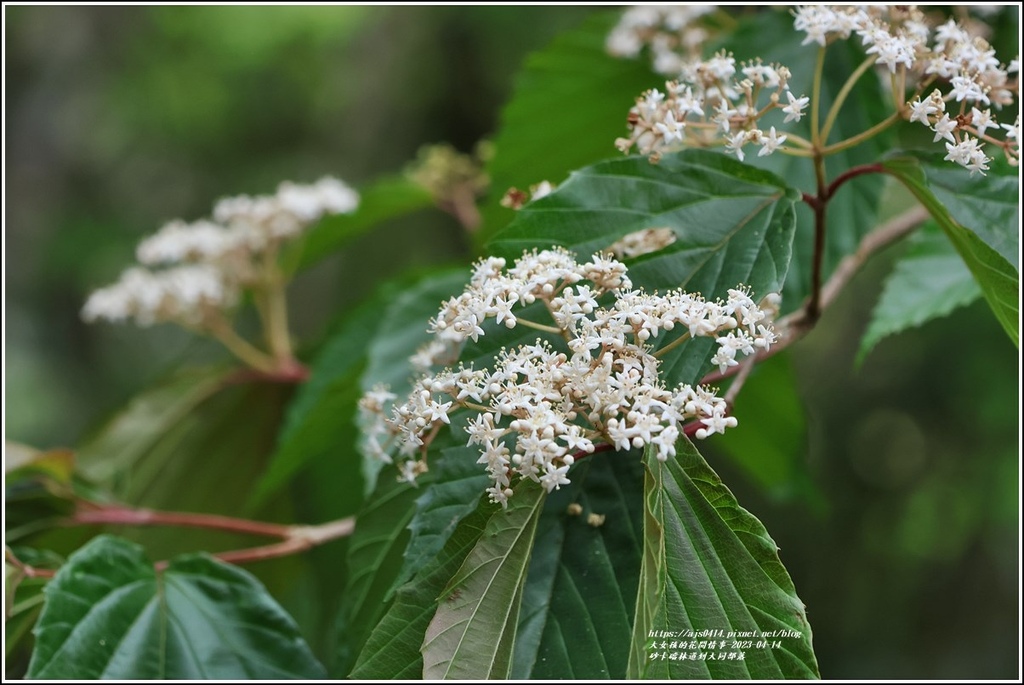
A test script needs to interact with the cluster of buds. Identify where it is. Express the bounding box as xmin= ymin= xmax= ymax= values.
xmin=614 ymin=54 xmax=805 ymax=162
xmin=499 ymin=180 xmax=556 ymax=211
xmin=359 ymin=247 xmax=779 ymax=507
xmin=794 ymin=5 xmax=1019 ymax=172
xmin=406 ymin=142 xmax=492 ymax=230
xmin=82 ymin=177 xmax=358 ymax=328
